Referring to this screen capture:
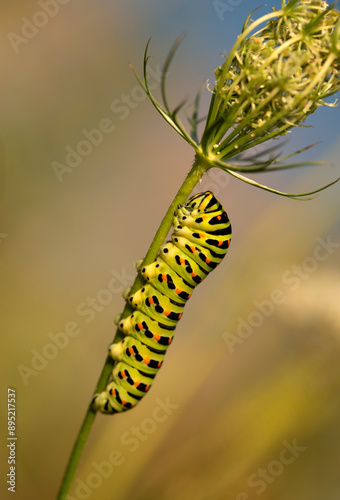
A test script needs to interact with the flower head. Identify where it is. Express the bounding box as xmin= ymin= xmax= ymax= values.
xmin=204 ymin=0 xmax=340 ymax=160
xmin=133 ymin=0 xmax=340 ymax=199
